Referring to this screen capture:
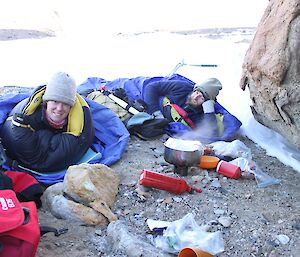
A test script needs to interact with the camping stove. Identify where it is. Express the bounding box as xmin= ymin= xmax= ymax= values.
xmin=173 ymin=165 xmax=190 ymax=176
xmin=163 ymin=138 xmax=204 ymax=176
